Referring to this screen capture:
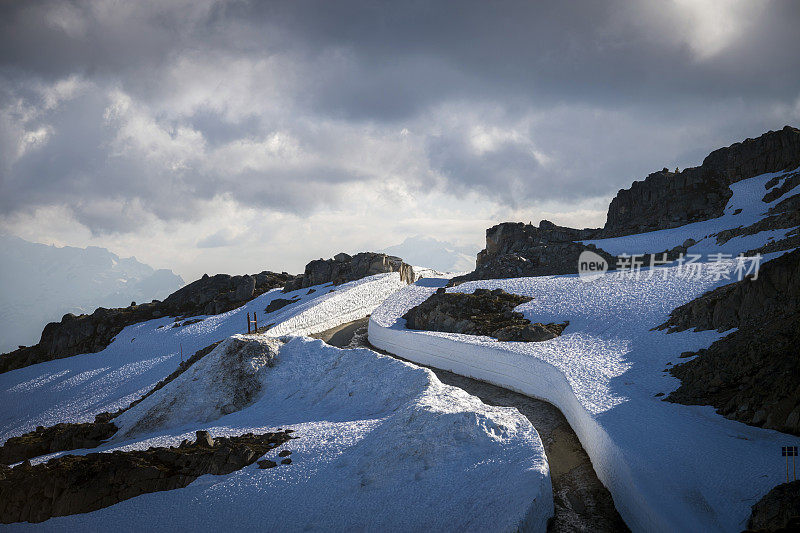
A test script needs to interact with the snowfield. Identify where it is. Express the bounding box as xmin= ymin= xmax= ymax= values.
xmin=0 ymin=273 xmax=405 ymax=442
xmin=4 ymin=337 xmax=552 ymax=532
xmin=265 ymin=272 xmax=409 ymax=336
xmin=0 ymin=273 xmax=404 ymax=443
xmin=1 ymin=271 xmax=554 ymax=531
